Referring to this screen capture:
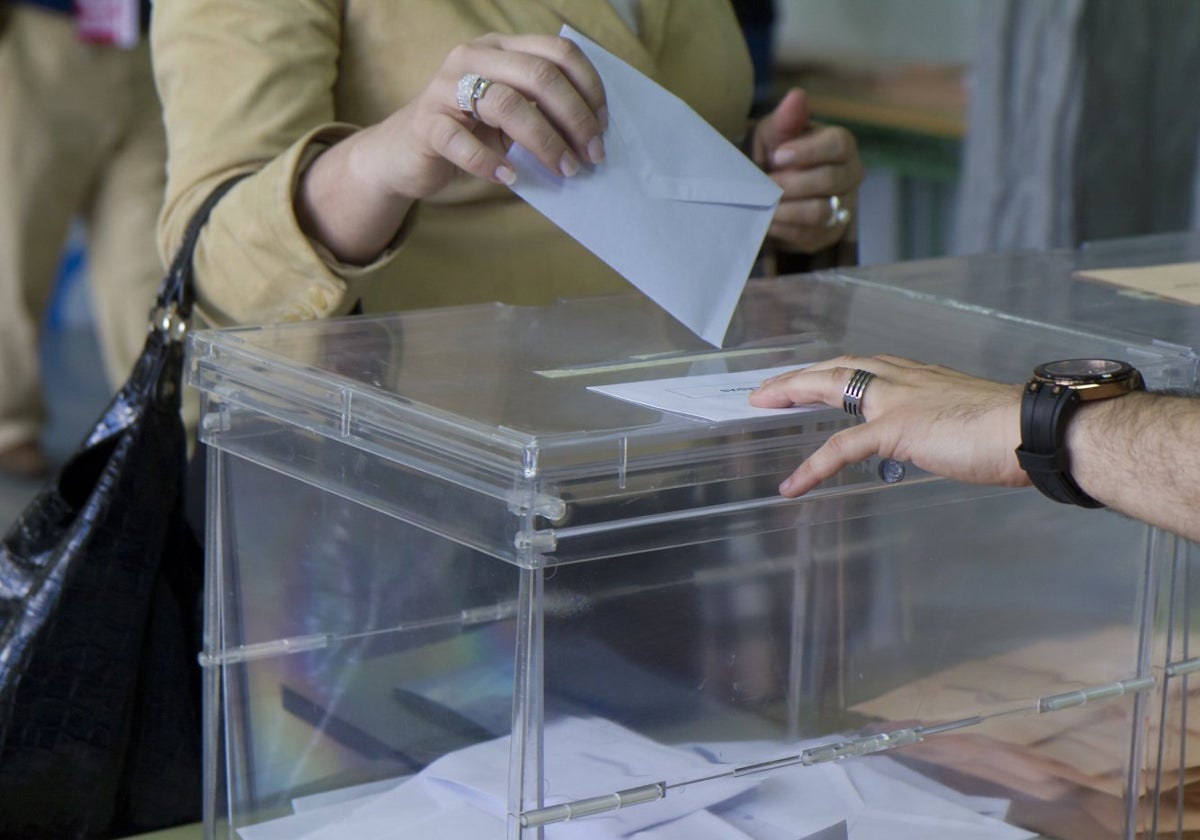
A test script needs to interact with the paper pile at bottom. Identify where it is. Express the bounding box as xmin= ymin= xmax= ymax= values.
xmin=237 ymin=716 xmax=1036 ymax=840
